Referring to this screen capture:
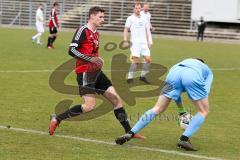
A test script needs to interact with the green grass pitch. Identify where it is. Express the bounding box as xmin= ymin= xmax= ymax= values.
xmin=0 ymin=27 xmax=240 ymax=160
